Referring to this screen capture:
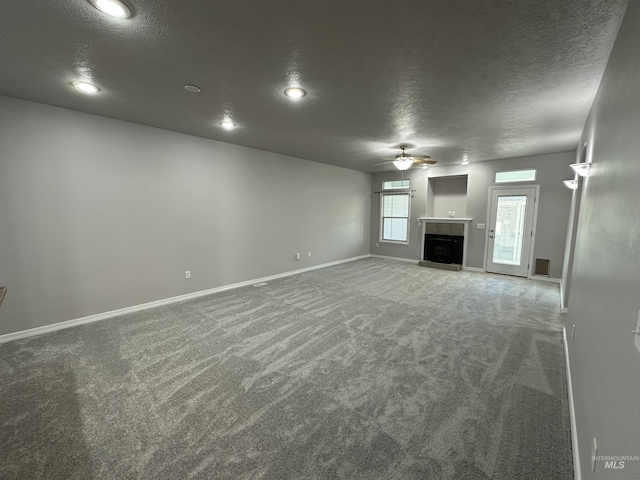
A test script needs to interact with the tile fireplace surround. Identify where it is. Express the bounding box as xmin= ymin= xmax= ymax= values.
xmin=418 ymin=218 xmax=472 ymax=271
